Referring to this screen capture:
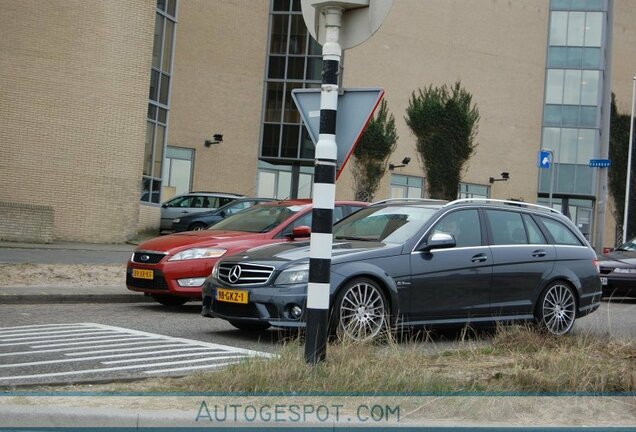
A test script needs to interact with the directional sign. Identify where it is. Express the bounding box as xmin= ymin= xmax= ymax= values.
xmin=539 ymin=150 xmax=552 ymax=169
xmin=292 ymin=88 xmax=384 ymax=178
xmin=589 ymin=159 xmax=612 ymax=168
